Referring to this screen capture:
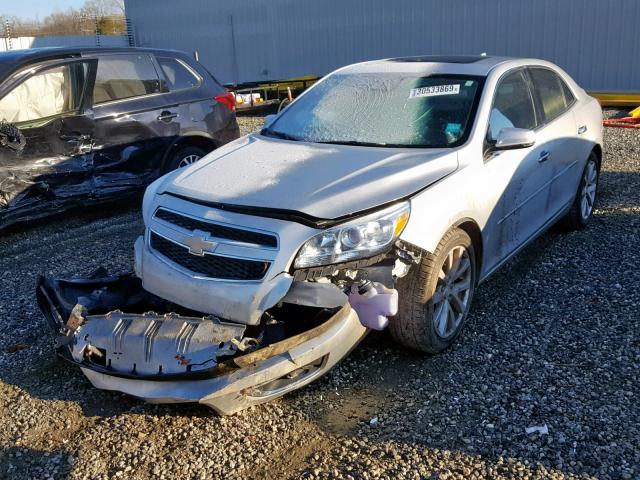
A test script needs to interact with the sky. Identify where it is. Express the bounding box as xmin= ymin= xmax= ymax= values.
xmin=1 ymin=0 xmax=87 ymax=19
